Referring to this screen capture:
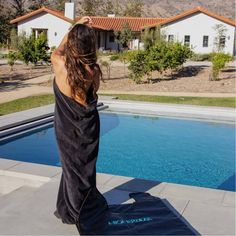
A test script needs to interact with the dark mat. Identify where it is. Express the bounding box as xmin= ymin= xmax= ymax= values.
xmin=77 ymin=190 xmax=199 ymax=235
